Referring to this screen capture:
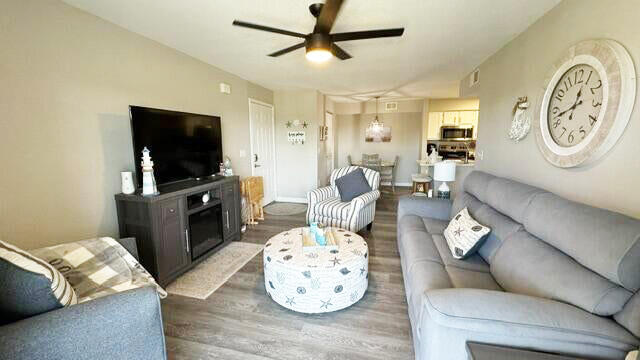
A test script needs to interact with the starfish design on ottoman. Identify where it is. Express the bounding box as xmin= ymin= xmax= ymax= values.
xmin=285 ymin=296 xmax=295 ymax=306
xmin=263 ymin=227 xmax=369 ymax=313
xmin=320 ymin=299 xmax=333 ymax=309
